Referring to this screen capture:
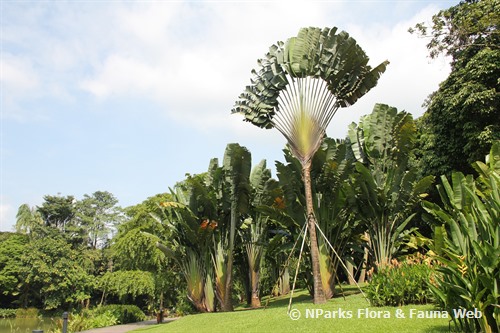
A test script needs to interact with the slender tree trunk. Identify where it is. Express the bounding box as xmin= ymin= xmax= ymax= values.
xmin=358 ymin=233 xmax=369 ymax=283
xmin=100 ymin=288 xmax=106 ymax=306
xmin=302 ymin=160 xmax=326 ymax=304
xmin=250 ymin=270 xmax=261 ymax=308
